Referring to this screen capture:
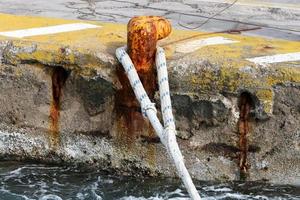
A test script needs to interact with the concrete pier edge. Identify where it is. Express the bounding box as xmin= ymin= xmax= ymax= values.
xmin=0 ymin=13 xmax=299 ymax=184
